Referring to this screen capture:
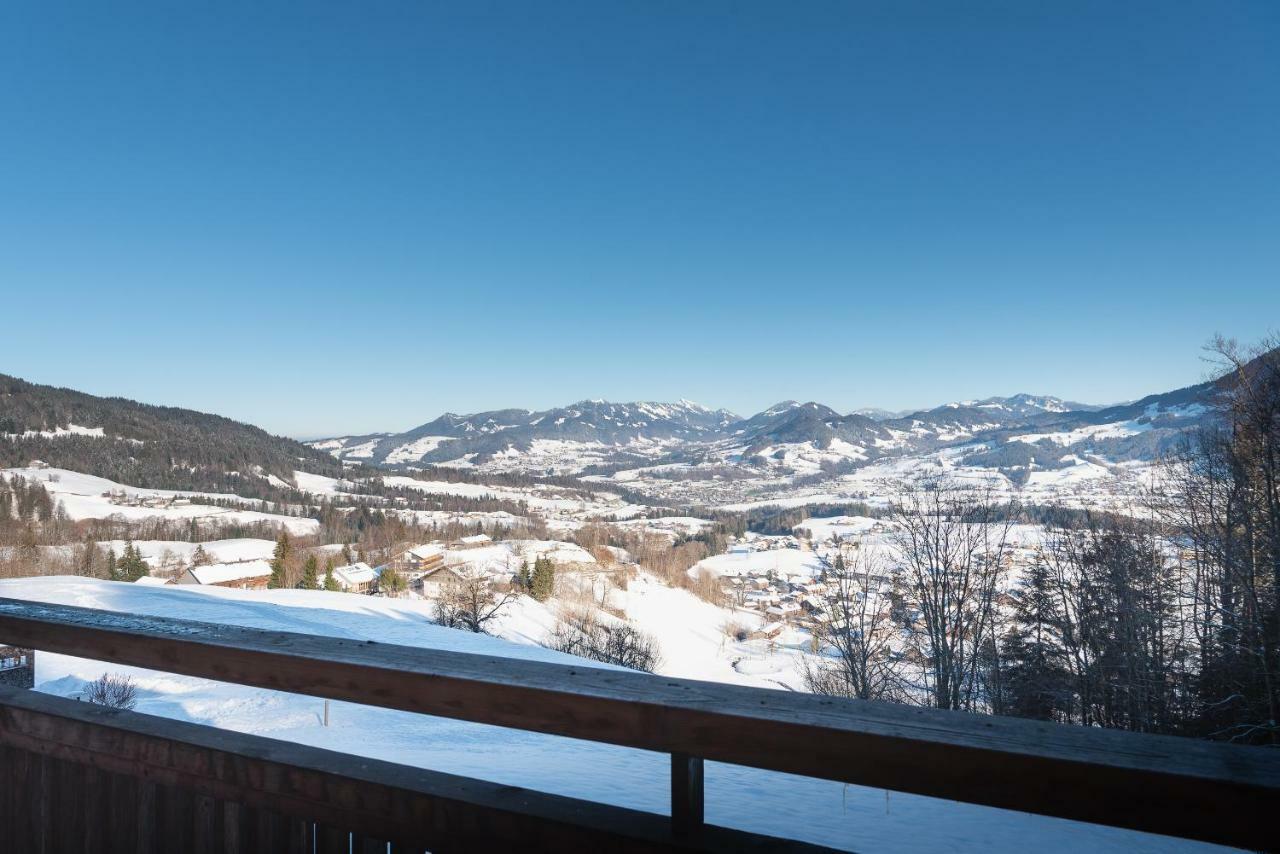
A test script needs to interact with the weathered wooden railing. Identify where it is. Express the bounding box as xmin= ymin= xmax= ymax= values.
xmin=0 ymin=597 xmax=1275 ymax=852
